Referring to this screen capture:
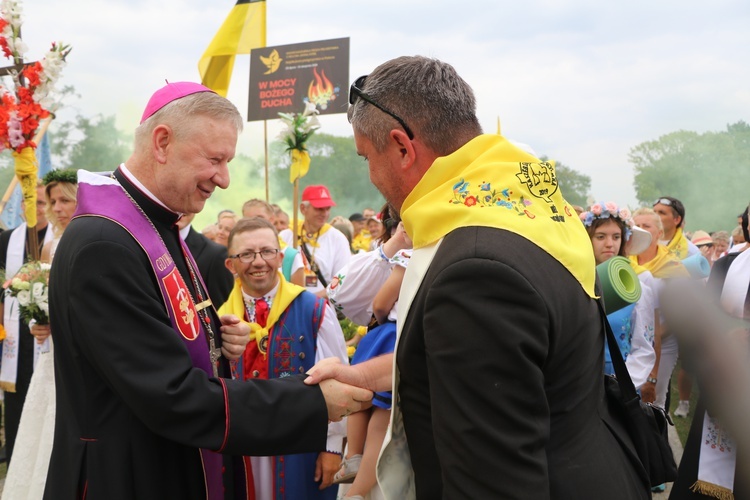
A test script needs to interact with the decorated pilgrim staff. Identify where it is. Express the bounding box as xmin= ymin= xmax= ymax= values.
xmin=45 ymin=82 xmax=371 ymax=500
